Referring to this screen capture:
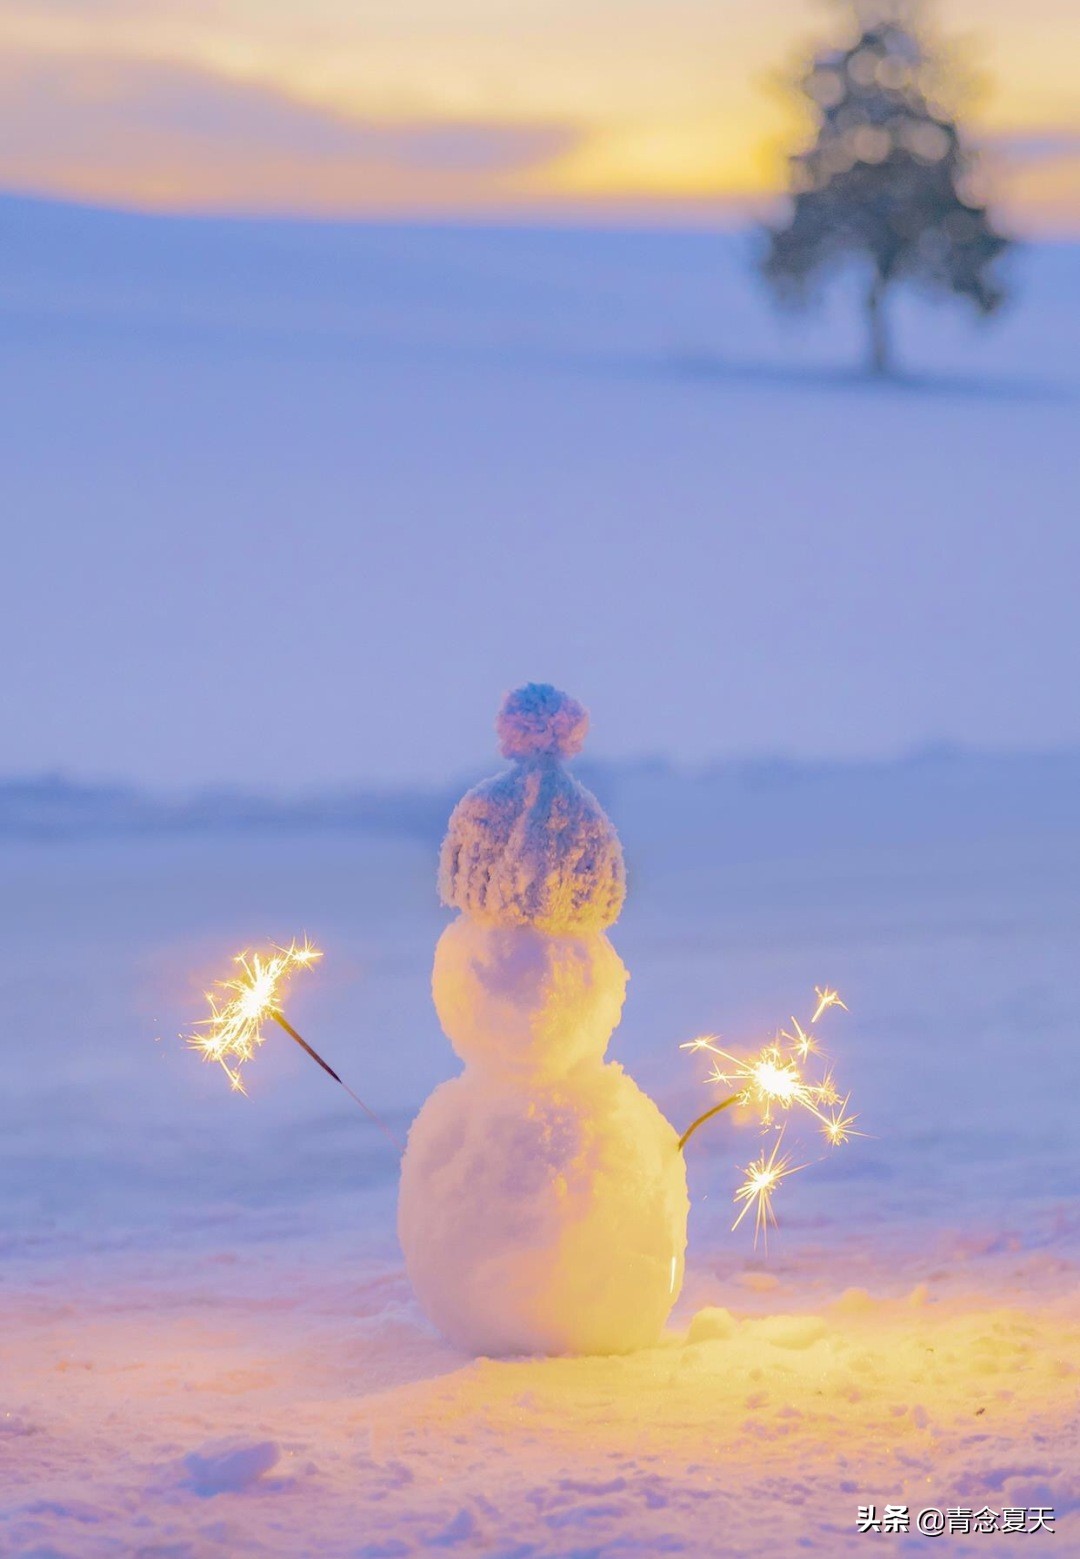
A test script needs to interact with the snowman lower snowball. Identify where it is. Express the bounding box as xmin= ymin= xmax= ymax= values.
xmin=398 ymin=684 xmax=689 ymax=1356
